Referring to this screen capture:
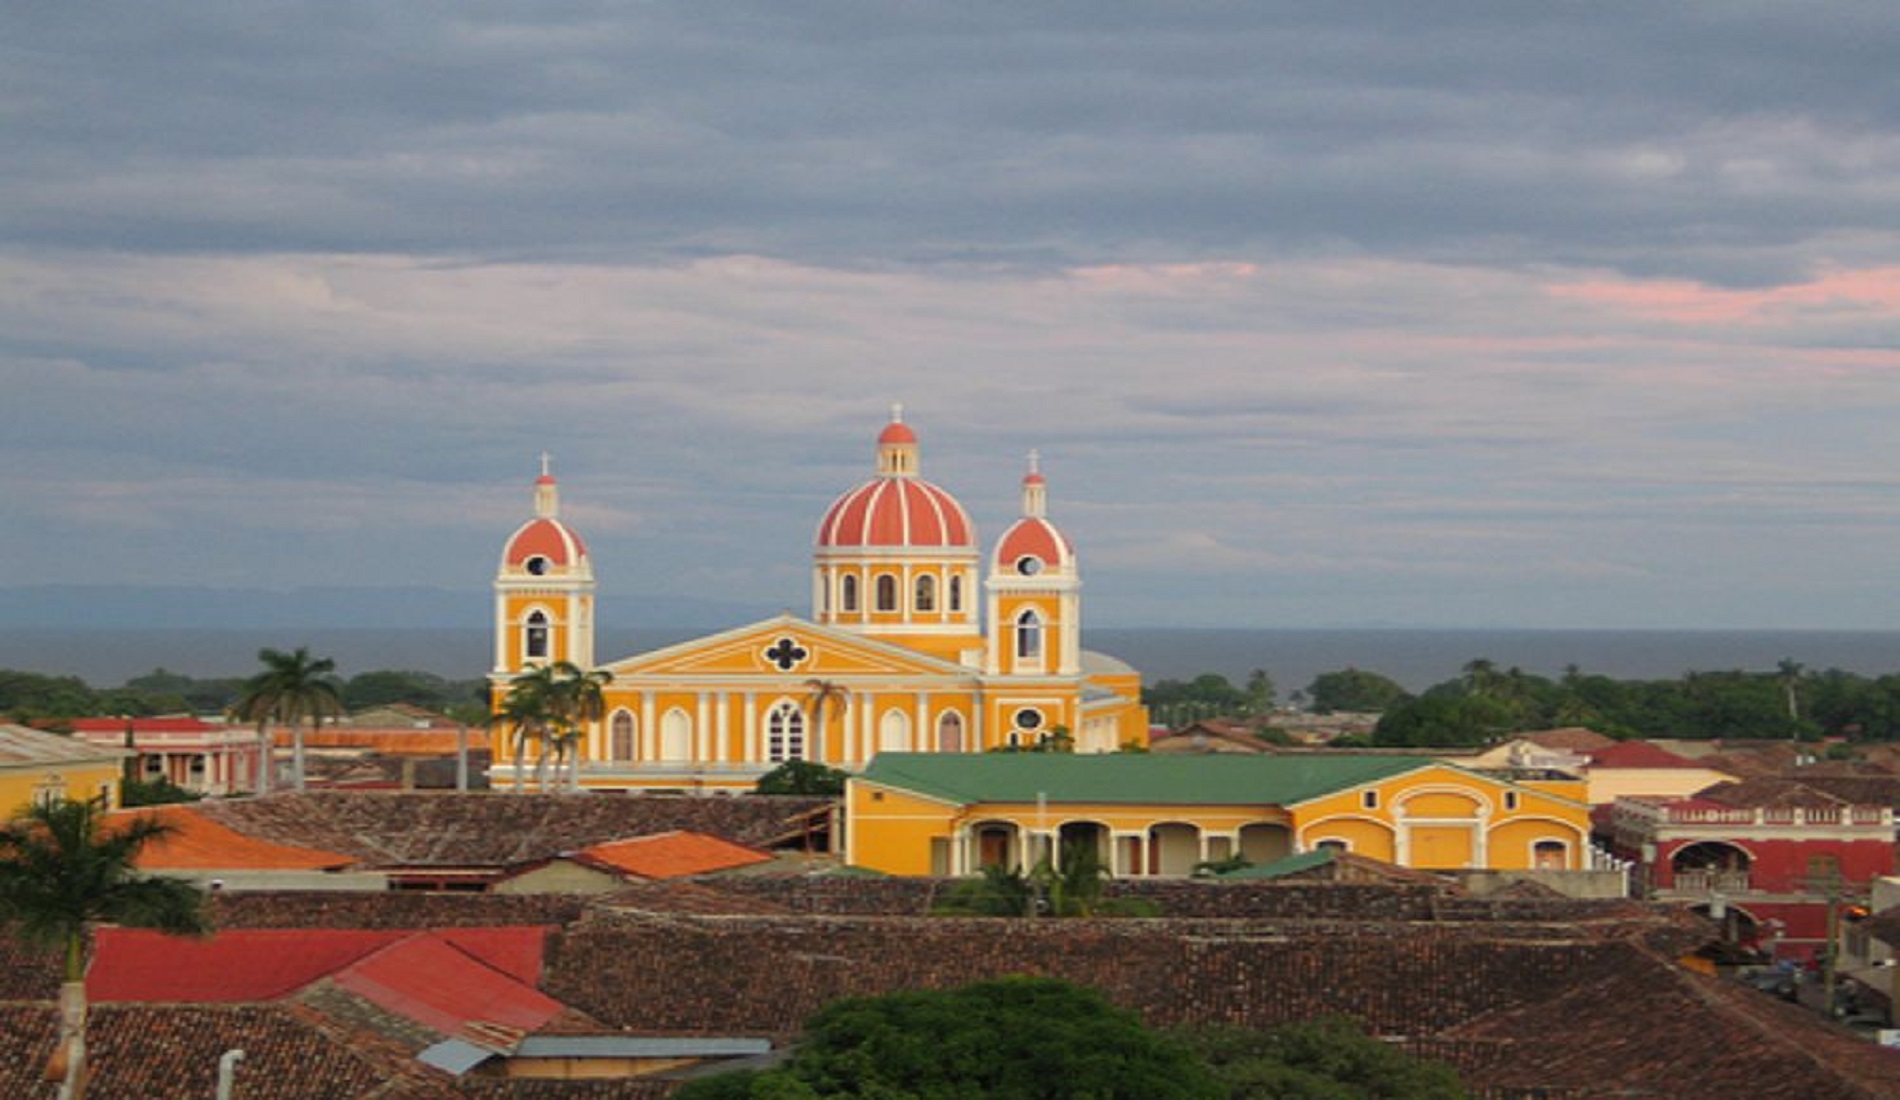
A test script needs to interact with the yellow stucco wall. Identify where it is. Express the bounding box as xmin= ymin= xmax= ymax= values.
xmin=0 ymin=759 xmax=123 ymax=818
